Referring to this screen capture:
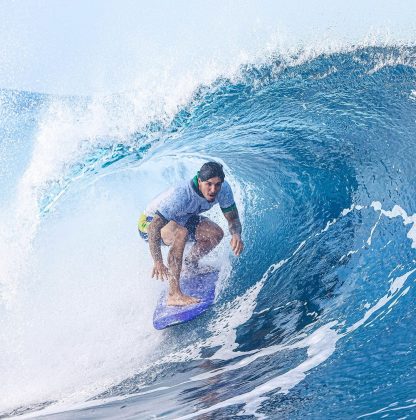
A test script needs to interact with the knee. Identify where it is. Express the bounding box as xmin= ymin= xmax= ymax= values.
xmin=213 ymin=226 xmax=224 ymax=244
xmin=195 ymin=222 xmax=224 ymax=244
